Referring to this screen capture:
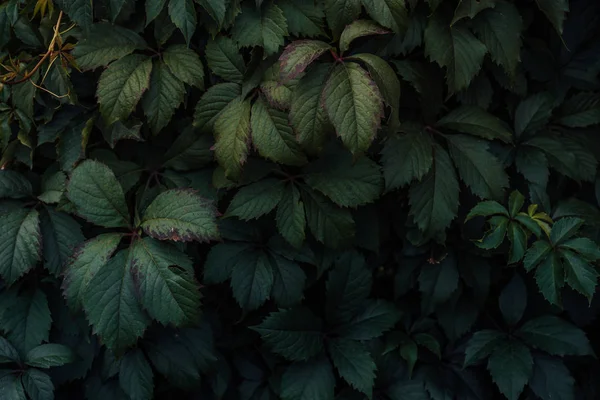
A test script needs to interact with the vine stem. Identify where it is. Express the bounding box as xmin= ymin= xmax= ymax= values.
xmin=3 ymin=11 xmax=63 ymax=85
